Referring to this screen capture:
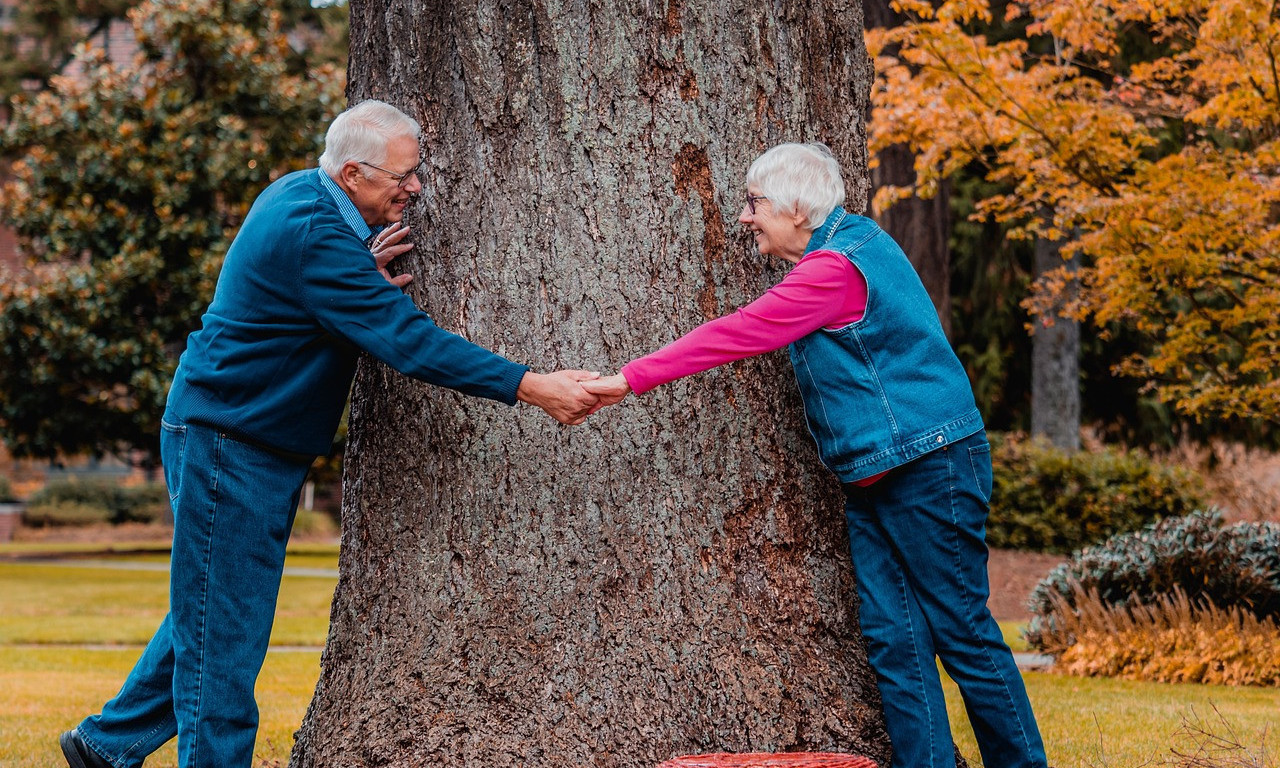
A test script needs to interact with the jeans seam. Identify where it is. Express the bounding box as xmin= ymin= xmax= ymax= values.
xmin=118 ymin=716 xmax=175 ymax=765
xmin=895 ymin=563 xmax=936 ymax=766
xmin=188 ymin=432 xmax=223 ymax=768
xmin=78 ymin=729 xmax=121 ymax=768
xmin=950 ymin=436 xmax=1038 ymax=758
